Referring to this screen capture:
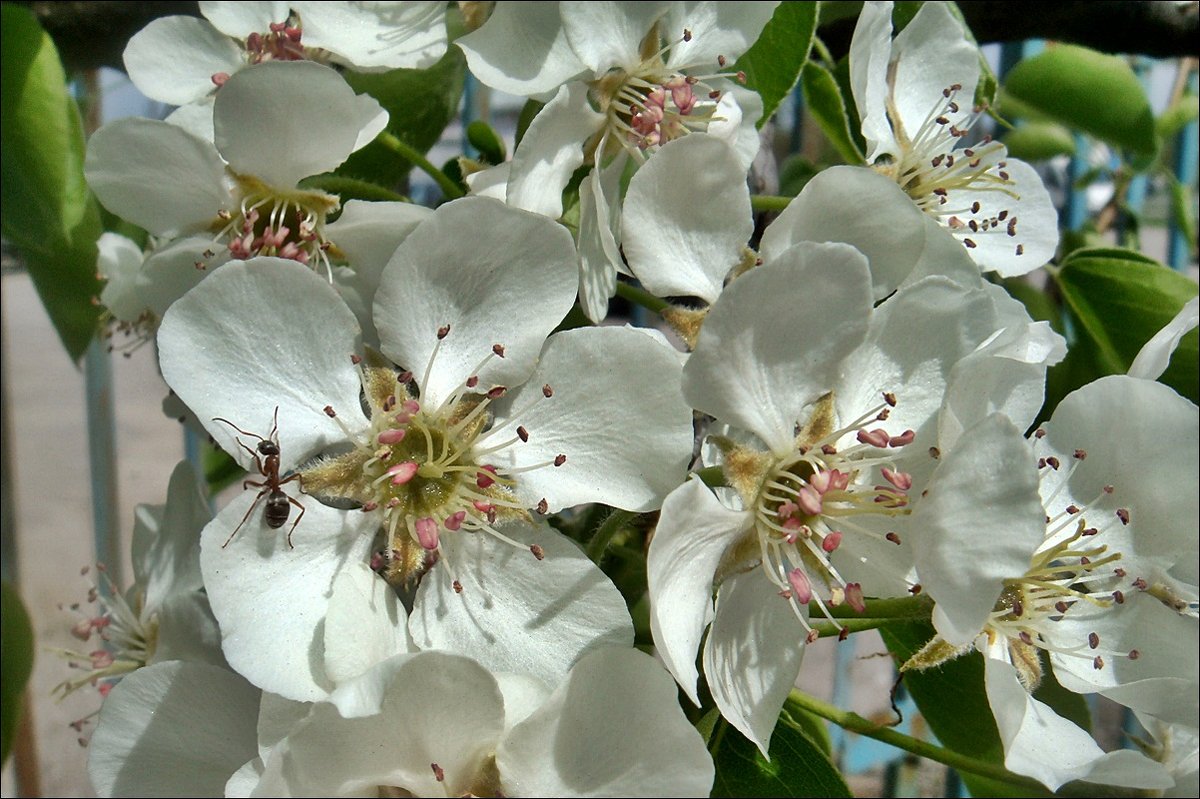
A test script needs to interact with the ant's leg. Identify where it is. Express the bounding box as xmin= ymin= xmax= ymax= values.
xmin=269 ymin=406 xmax=280 ymax=445
xmin=243 ymin=478 xmax=266 ymax=491
xmin=223 ymin=489 xmax=267 ymax=548
xmin=284 ymin=495 xmax=306 ymax=549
